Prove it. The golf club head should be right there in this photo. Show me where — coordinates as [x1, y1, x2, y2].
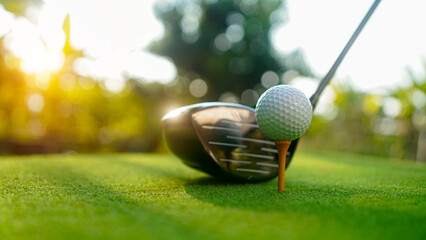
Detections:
[162, 102, 297, 182]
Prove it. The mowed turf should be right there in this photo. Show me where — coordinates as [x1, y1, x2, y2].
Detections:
[0, 152, 424, 240]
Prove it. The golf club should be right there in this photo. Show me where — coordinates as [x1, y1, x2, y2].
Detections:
[162, 0, 381, 182]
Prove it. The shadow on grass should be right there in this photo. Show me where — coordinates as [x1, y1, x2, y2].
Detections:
[184, 175, 423, 211]
[183, 176, 425, 239]
[102, 156, 425, 220]
[25, 155, 423, 240]
[111, 155, 424, 222]
[27, 159, 211, 240]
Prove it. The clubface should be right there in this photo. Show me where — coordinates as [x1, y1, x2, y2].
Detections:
[162, 102, 297, 182]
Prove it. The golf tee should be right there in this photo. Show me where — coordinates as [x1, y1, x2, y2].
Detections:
[275, 140, 291, 192]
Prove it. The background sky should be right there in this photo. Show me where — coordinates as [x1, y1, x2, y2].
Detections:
[1, 0, 425, 94]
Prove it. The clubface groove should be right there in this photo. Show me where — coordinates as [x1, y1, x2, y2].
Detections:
[162, 103, 280, 182]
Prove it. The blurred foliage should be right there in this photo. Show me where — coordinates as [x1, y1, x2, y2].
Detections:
[0, 37, 165, 153]
[304, 72, 426, 161]
[0, 7, 170, 153]
[0, 0, 424, 161]
[151, 0, 311, 104]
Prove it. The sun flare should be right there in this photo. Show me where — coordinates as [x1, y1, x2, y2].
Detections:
[5, 18, 64, 74]
[20, 50, 64, 74]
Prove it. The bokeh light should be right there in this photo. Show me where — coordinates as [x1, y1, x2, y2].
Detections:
[189, 79, 208, 98]
[26, 93, 45, 113]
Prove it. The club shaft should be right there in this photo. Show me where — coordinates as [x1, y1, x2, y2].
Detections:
[287, 0, 381, 165]
[309, 0, 381, 109]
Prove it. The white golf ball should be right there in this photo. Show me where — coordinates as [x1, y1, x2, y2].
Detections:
[255, 85, 313, 141]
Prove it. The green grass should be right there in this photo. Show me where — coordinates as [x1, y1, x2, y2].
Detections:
[0, 152, 424, 240]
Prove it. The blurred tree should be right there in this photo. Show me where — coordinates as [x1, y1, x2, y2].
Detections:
[389, 67, 426, 161]
[303, 64, 426, 161]
[151, 0, 311, 105]
[0, 11, 167, 153]
[303, 84, 383, 156]
[1, 0, 423, 159]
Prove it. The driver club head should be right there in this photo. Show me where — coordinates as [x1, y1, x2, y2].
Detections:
[161, 102, 296, 182]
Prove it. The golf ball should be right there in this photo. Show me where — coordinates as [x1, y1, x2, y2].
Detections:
[255, 85, 312, 141]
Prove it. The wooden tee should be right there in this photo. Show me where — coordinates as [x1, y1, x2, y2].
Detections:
[275, 140, 291, 192]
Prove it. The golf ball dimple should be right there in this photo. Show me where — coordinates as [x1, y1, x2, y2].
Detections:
[255, 85, 313, 141]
